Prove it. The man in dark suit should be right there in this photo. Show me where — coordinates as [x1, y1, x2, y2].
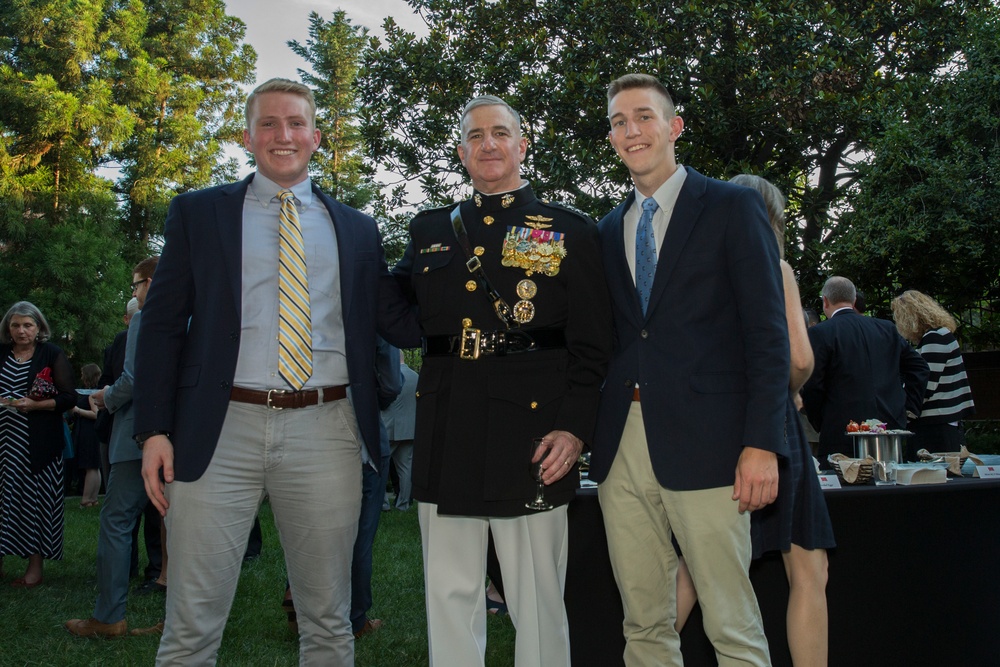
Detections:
[393, 95, 612, 666]
[66, 257, 162, 638]
[133, 78, 419, 665]
[802, 276, 929, 459]
[590, 74, 789, 666]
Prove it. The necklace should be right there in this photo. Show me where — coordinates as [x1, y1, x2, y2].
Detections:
[12, 347, 35, 363]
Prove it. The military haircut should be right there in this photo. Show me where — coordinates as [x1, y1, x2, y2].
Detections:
[245, 78, 317, 127]
[607, 73, 675, 118]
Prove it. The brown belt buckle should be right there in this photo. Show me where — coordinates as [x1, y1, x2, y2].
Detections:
[459, 327, 481, 361]
[266, 389, 287, 409]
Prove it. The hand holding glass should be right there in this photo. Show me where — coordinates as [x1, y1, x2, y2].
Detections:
[526, 437, 554, 511]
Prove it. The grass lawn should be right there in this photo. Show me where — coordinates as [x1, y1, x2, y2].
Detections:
[1, 498, 516, 666]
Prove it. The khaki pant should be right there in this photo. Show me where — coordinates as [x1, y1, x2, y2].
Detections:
[157, 399, 362, 667]
[598, 401, 771, 667]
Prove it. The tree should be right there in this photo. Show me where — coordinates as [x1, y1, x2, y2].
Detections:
[0, 0, 256, 364]
[830, 10, 1000, 347]
[291, 10, 410, 262]
[359, 0, 994, 290]
[107, 0, 256, 260]
[290, 11, 379, 211]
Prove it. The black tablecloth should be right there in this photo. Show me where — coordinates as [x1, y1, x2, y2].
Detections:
[565, 478, 1000, 667]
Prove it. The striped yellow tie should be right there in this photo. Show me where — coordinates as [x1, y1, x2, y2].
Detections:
[277, 189, 312, 390]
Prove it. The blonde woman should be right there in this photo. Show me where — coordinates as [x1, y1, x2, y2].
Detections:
[891, 290, 976, 460]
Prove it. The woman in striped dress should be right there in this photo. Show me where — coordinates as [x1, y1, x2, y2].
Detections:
[892, 290, 977, 461]
[0, 301, 76, 587]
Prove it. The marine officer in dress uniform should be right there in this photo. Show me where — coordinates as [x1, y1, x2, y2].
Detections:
[393, 95, 613, 667]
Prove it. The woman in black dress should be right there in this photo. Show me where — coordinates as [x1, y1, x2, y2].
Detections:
[0, 301, 76, 587]
[72, 363, 103, 508]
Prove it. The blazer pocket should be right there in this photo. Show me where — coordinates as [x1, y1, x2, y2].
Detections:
[177, 364, 201, 388]
[690, 372, 746, 394]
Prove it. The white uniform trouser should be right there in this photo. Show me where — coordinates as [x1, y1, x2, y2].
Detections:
[419, 502, 571, 667]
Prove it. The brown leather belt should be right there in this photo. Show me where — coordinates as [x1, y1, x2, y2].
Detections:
[230, 385, 347, 410]
[633, 387, 641, 402]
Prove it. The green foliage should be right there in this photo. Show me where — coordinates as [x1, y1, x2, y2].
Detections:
[0, 186, 129, 366]
[107, 0, 256, 255]
[1, 498, 515, 666]
[289, 11, 381, 212]
[966, 421, 1000, 455]
[0, 0, 256, 366]
[831, 10, 1000, 345]
[359, 0, 997, 315]
[289, 10, 416, 265]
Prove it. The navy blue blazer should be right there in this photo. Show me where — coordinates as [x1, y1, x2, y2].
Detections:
[801, 309, 929, 459]
[590, 168, 790, 491]
[133, 175, 420, 482]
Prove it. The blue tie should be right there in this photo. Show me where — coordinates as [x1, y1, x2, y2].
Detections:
[635, 196, 659, 315]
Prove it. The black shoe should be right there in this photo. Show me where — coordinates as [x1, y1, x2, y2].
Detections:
[135, 579, 167, 596]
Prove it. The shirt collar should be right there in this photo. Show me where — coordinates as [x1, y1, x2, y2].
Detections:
[248, 172, 314, 209]
[635, 164, 687, 212]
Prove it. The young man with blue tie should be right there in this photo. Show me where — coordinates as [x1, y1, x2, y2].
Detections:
[590, 73, 790, 666]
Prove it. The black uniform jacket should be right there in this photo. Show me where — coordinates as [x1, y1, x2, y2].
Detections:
[393, 184, 612, 516]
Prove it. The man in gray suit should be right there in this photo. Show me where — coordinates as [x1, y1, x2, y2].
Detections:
[382, 351, 418, 511]
[65, 256, 160, 638]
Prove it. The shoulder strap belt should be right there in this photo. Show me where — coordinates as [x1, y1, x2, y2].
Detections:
[451, 205, 515, 329]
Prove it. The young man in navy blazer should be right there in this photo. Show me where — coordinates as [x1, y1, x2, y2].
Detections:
[132, 78, 419, 665]
[590, 73, 790, 666]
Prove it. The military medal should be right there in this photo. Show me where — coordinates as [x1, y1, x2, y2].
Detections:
[513, 299, 535, 324]
[501, 225, 567, 276]
[516, 279, 537, 299]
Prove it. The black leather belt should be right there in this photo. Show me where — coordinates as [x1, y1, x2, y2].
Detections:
[230, 385, 347, 409]
[422, 328, 566, 360]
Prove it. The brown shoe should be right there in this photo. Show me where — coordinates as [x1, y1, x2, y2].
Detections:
[354, 618, 383, 639]
[281, 586, 297, 634]
[129, 621, 164, 636]
[65, 617, 127, 638]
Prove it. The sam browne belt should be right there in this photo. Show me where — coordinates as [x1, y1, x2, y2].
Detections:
[422, 328, 566, 360]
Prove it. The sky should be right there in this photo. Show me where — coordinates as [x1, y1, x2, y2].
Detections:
[224, 0, 426, 86]
[221, 1, 427, 177]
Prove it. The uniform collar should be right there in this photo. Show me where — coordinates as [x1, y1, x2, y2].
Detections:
[471, 181, 535, 211]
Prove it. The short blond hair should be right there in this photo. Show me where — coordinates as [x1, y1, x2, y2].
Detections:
[245, 78, 316, 127]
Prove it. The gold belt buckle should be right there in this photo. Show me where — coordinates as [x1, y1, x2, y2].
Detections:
[459, 327, 481, 360]
[266, 389, 287, 409]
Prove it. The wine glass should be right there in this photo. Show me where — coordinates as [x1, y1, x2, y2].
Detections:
[526, 437, 553, 511]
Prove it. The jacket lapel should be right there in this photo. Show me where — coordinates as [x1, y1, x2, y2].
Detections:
[215, 175, 253, 315]
[314, 185, 355, 319]
[646, 167, 705, 315]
